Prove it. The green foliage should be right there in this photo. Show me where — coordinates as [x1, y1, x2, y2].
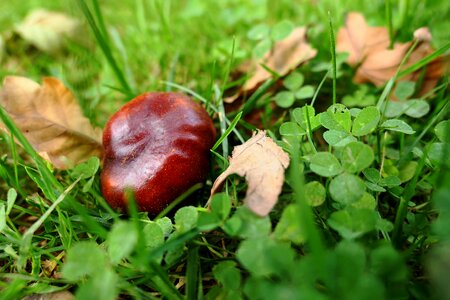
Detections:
[340, 142, 374, 173]
[0, 0, 448, 299]
[329, 173, 366, 205]
[310, 152, 342, 177]
[351, 106, 380, 136]
[274, 72, 316, 108]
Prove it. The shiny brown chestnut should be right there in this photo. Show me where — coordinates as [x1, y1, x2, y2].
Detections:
[101, 92, 216, 215]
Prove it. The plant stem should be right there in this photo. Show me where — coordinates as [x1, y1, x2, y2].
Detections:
[385, 0, 394, 48]
[328, 12, 337, 105]
[392, 144, 428, 247]
[290, 144, 324, 259]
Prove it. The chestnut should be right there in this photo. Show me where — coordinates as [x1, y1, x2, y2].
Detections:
[101, 92, 216, 215]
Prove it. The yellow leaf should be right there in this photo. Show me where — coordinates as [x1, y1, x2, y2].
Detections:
[210, 131, 290, 216]
[0, 76, 103, 169]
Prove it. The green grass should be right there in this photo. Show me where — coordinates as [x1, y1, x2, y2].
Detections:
[1, 0, 450, 299]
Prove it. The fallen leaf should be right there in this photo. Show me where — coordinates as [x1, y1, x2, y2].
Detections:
[0, 76, 103, 169]
[337, 13, 446, 96]
[225, 27, 317, 103]
[15, 9, 81, 53]
[21, 291, 74, 300]
[354, 42, 412, 86]
[210, 131, 290, 216]
[354, 33, 445, 96]
[336, 12, 390, 66]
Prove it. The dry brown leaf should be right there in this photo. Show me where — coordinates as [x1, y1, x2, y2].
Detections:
[354, 31, 446, 96]
[21, 291, 74, 300]
[337, 13, 446, 96]
[15, 9, 81, 53]
[0, 76, 103, 169]
[210, 131, 290, 216]
[337, 12, 390, 66]
[225, 27, 317, 103]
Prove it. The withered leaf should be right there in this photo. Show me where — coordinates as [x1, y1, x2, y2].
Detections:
[354, 29, 446, 96]
[225, 27, 317, 103]
[15, 9, 81, 53]
[337, 13, 446, 96]
[21, 291, 74, 300]
[337, 12, 390, 66]
[210, 131, 290, 216]
[0, 76, 103, 169]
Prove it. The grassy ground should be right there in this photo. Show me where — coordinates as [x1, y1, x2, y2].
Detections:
[0, 0, 449, 299]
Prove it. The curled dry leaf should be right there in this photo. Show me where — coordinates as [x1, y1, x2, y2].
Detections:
[225, 27, 317, 103]
[337, 12, 446, 96]
[210, 131, 290, 216]
[336, 12, 390, 66]
[15, 9, 81, 53]
[0, 76, 103, 169]
[354, 30, 446, 96]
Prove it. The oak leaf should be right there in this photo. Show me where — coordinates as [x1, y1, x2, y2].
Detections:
[0, 76, 103, 169]
[210, 131, 290, 216]
[225, 27, 317, 103]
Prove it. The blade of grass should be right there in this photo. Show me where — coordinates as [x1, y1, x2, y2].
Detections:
[398, 0, 410, 30]
[397, 42, 450, 78]
[18, 179, 80, 272]
[92, 0, 110, 44]
[215, 85, 230, 158]
[124, 189, 147, 264]
[385, 0, 394, 48]
[241, 78, 277, 116]
[377, 39, 420, 111]
[310, 70, 329, 108]
[149, 229, 199, 259]
[149, 261, 184, 300]
[290, 141, 325, 265]
[304, 105, 317, 153]
[155, 183, 203, 220]
[328, 12, 337, 105]
[211, 111, 242, 152]
[392, 144, 429, 248]
[76, 0, 133, 96]
[0, 106, 61, 197]
[186, 244, 199, 300]
[399, 92, 449, 165]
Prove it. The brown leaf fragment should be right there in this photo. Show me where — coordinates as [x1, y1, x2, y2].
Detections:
[15, 9, 81, 53]
[354, 42, 412, 86]
[21, 291, 74, 300]
[225, 27, 317, 103]
[211, 131, 290, 216]
[354, 38, 446, 96]
[0, 76, 103, 169]
[337, 12, 390, 66]
[337, 12, 446, 96]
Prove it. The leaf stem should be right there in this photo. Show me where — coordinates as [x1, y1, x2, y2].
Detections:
[385, 0, 394, 49]
[328, 12, 337, 105]
[392, 144, 428, 247]
[290, 143, 324, 260]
